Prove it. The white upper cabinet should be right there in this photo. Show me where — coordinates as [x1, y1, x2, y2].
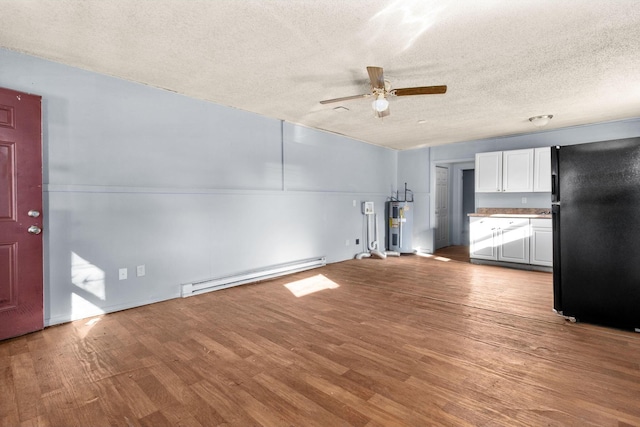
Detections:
[475, 149, 534, 192]
[475, 151, 503, 192]
[475, 147, 552, 193]
[533, 147, 551, 192]
[502, 149, 534, 192]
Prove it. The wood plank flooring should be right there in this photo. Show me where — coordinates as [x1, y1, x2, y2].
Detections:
[2, 248, 640, 426]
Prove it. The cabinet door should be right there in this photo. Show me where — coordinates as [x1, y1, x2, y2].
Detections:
[470, 217, 498, 260]
[530, 220, 553, 266]
[533, 147, 551, 192]
[475, 151, 502, 193]
[497, 219, 530, 264]
[502, 149, 534, 192]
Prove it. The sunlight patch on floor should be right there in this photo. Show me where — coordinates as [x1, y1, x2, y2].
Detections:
[415, 252, 433, 258]
[85, 317, 101, 327]
[414, 252, 451, 262]
[284, 274, 340, 297]
[71, 293, 105, 337]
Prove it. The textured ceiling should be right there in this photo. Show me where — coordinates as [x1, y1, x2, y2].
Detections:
[1, 1, 640, 150]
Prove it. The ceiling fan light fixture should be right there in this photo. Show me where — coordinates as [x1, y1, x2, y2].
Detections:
[372, 95, 389, 112]
[319, 66, 446, 120]
[529, 114, 553, 127]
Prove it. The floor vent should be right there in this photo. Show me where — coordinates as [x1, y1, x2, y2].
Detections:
[181, 256, 327, 298]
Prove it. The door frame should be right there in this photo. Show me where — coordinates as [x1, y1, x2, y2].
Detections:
[431, 158, 474, 247]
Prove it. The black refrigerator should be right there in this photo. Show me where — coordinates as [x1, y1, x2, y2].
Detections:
[552, 138, 640, 331]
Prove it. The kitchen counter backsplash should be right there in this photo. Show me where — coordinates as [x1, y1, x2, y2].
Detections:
[468, 207, 552, 218]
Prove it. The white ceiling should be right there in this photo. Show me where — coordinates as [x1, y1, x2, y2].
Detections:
[1, 1, 639, 150]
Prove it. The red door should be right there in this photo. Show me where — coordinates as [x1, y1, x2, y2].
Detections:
[0, 87, 43, 340]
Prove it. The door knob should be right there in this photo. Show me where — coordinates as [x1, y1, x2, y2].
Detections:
[28, 225, 42, 235]
[28, 210, 40, 217]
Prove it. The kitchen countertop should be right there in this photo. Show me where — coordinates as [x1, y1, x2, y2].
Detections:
[468, 208, 552, 219]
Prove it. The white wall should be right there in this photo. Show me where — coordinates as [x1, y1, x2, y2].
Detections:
[397, 148, 432, 252]
[0, 48, 397, 325]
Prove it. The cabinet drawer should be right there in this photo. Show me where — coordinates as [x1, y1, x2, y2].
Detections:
[531, 218, 551, 228]
[500, 218, 530, 228]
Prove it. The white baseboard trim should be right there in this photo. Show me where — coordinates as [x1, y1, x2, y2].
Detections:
[181, 256, 327, 298]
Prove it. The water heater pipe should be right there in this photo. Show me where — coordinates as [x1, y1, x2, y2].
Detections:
[368, 213, 379, 251]
[356, 203, 394, 260]
[370, 249, 386, 259]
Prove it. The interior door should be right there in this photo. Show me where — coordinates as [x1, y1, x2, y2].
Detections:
[435, 165, 449, 249]
[0, 87, 43, 340]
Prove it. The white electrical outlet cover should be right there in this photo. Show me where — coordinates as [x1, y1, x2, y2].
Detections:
[136, 265, 145, 277]
[119, 268, 127, 280]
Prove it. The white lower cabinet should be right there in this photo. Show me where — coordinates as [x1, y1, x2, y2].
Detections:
[470, 216, 552, 268]
[469, 217, 499, 260]
[497, 219, 530, 264]
[530, 218, 553, 267]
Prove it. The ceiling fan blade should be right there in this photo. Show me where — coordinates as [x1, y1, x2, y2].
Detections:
[319, 93, 370, 104]
[394, 85, 447, 96]
[367, 66, 385, 89]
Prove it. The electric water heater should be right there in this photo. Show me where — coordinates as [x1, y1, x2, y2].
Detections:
[387, 201, 413, 253]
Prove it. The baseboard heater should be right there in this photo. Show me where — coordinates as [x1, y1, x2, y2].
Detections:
[181, 256, 327, 298]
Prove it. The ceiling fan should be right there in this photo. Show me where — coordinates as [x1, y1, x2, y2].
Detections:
[320, 66, 447, 118]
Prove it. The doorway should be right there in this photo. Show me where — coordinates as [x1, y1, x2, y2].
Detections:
[461, 169, 475, 245]
[434, 165, 449, 249]
[431, 160, 474, 251]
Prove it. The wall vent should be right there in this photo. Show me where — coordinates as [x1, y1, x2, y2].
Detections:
[181, 256, 327, 297]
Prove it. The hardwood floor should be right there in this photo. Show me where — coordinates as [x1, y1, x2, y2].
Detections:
[433, 245, 470, 263]
[2, 250, 640, 426]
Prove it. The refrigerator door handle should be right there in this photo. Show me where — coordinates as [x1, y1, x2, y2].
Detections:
[551, 146, 560, 203]
[552, 204, 562, 313]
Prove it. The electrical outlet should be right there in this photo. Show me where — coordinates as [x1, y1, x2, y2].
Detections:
[521, 197, 527, 204]
[118, 268, 127, 280]
[352, 199, 356, 207]
[136, 265, 145, 277]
